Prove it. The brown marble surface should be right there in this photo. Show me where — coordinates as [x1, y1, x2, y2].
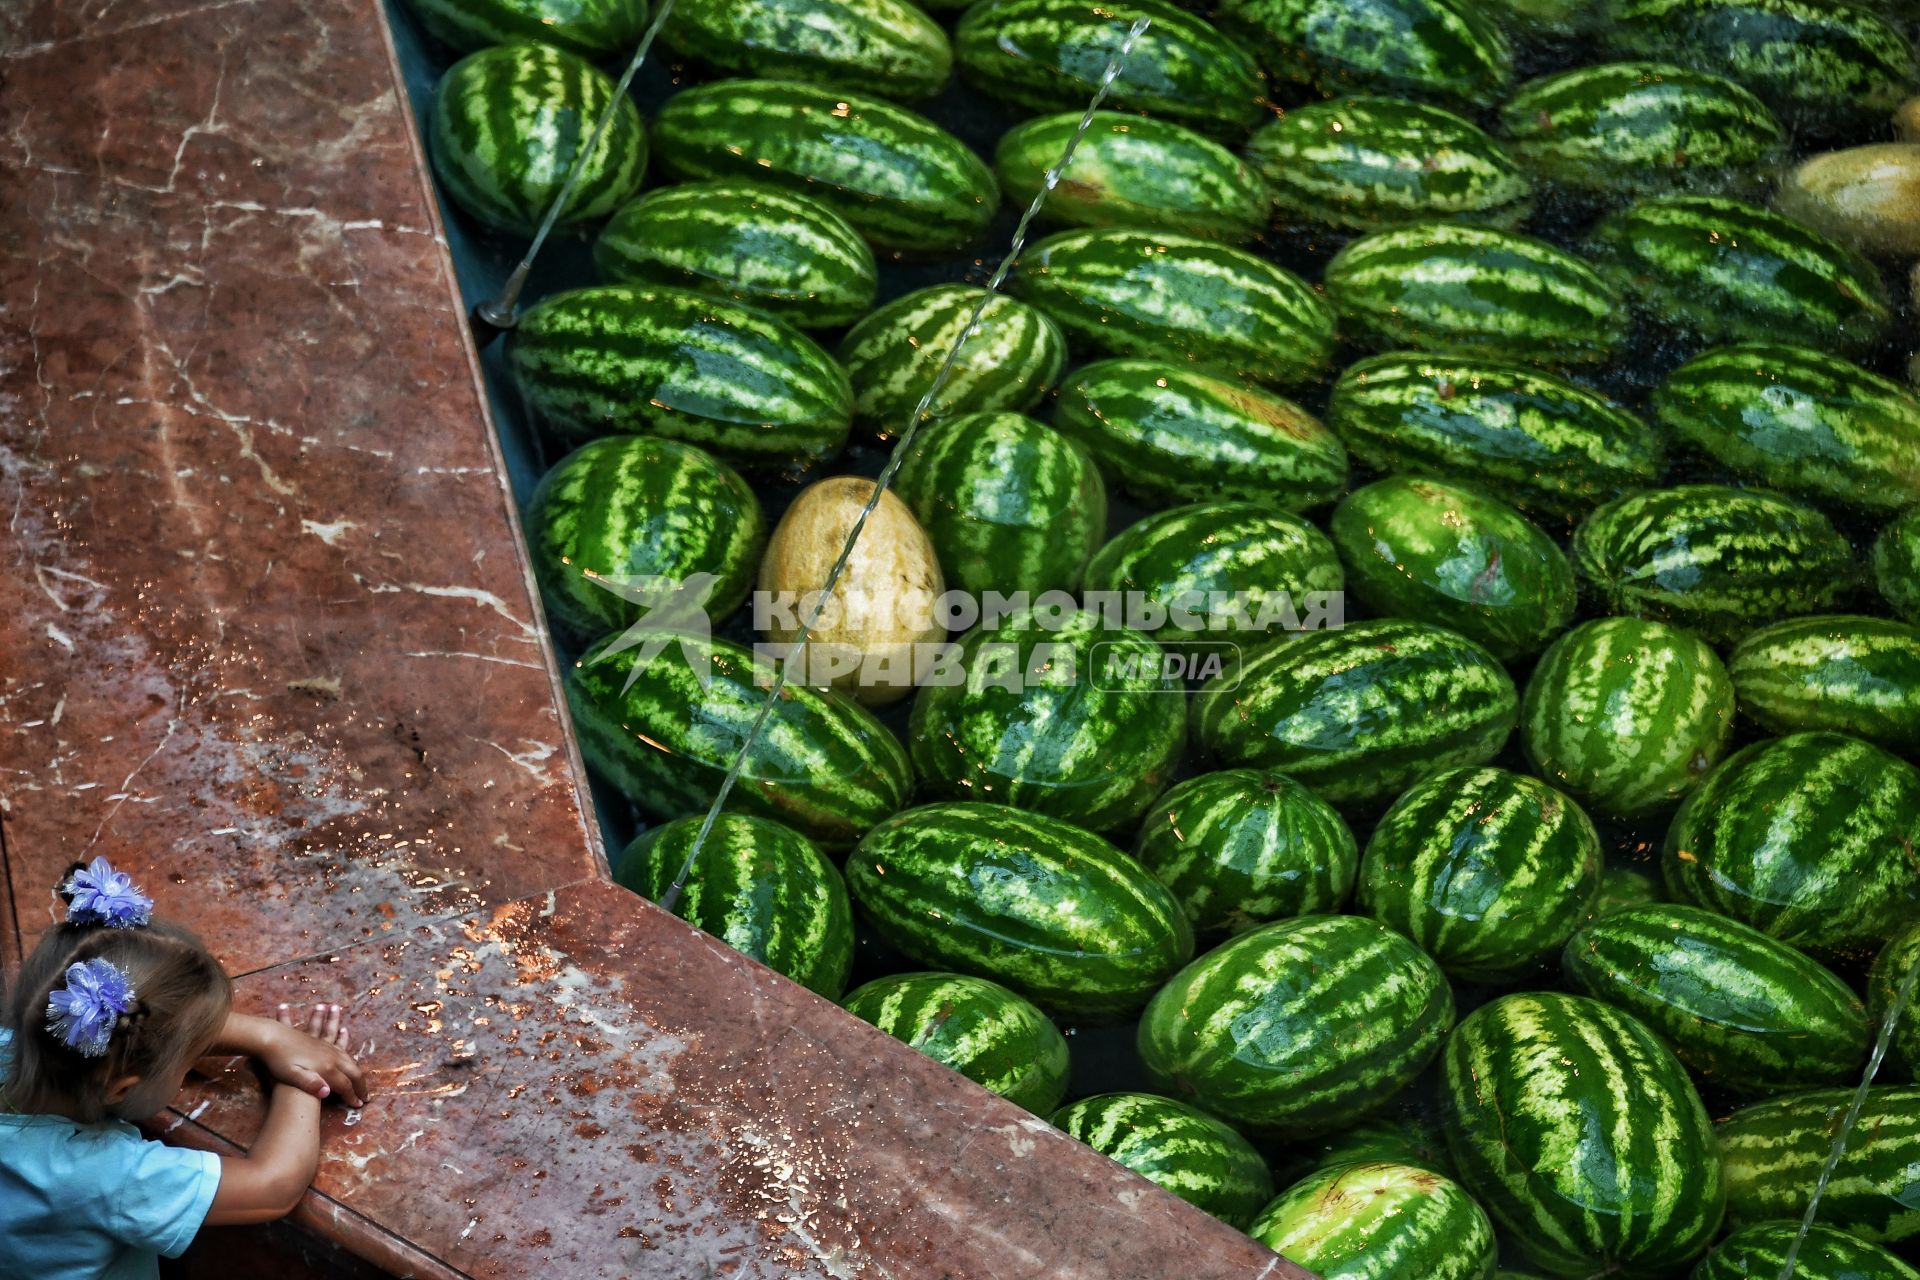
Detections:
[0, 0, 1302, 1276]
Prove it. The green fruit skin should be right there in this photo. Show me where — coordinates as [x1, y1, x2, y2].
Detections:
[907, 608, 1184, 834]
[1877, 507, 1920, 624]
[1563, 903, 1871, 1095]
[1323, 221, 1627, 364]
[846, 802, 1195, 1019]
[1869, 924, 1920, 1083]
[1663, 732, 1920, 962]
[1521, 618, 1736, 819]
[504, 284, 852, 472]
[996, 111, 1269, 244]
[841, 971, 1070, 1111]
[1139, 915, 1454, 1138]
[1134, 768, 1360, 936]
[1192, 619, 1518, 808]
[1051, 359, 1348, 512]
[1730, 615, 1920, 754]
[1249, 1162, 1498, 1280]
[659, 0, 953, 101]
[1330, 476, 1575, 661]
[1719, 1087, 1920, 1246]
[1692, 1222, 1920, 1280]
[1051, 1092, 1275, 1228]
[592, 183, 878, 331]
[1444, 992, 1725, 1278]
[1219, 0, 1513, 108]
[650, 79, 998, 251]
[1358, 766, 1603, 985]
[617, 814, 852, 997]
[1594, 866, 1667, 918]
[1328, 354, 1663, 521]
[565, 631, 911, 849]
[428, 44, 647, 237]
[953, 0, 1268, 136]
[1309, 1117, 1455, 1178]
[403, 0, 648, 57]
[1571, 484, 1856, 646]
[890, 411, 1105, 599]
[1249, 95, 1531, 231]
[525, 436, 764, 645]
[1011, 228, 1336, 388]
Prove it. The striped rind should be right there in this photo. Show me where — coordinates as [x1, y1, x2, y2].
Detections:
[1443, 991, 1725, 1276]
[846, 802, 1195, 1018]
[1248, 95, 1531, 231]
[1138, 915, 1454, 1137]
[1192, 619, 1518, 807]
[592, 182, 877, 330]
[659, 0, 953, 101]
[427, 44, 646, 237]
[838, 286, 1067, 433]
[1219, 0, 1513, 107]
[1310, 1116, 1454, 1178]
[841, 971, 1070, 1111]
[1662, 732, 1920, 961]
[1327, 354, 1663, 520]
[1718, 1086, 1920, 1245]
[650, 79, 997, 251]
[1595, 866, 1666, 917]
[1521, 617, 1735, 818]
[907, 607, 1184, 834]
[1693, 1222, 1920, 1280]
[504, 284, 852, 470]
[1011, 228, 1336, 388]
[1729, 615, 1920, 753]
[1875, 508, 1920, 625]
[617, 813, 852, 997]
[1562, 903, 1871, 1094]
[1324, 221, 1626, 364]
[1249, 1162, 1497, 1280]
[1133, 768, 1359, 935]
[403, 0, 648, 56]
[1358, 766, 1603, 984]
[1050, 1092, 1274, 1228]
[1869, 924, 1920, 1083]
[565, 631, 911, 849]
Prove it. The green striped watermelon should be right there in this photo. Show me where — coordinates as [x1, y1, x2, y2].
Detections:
[1663, 732, 1920, 962]
[616, 813, 852, 997]
[1248, 95, 1530, 231]
[1521, 617, 1736, 818]
[1011, 229, 1335, 387]
[1249, 1162, 1497, 1280]
[1870, 924, 1920, 1083]
[1133, 768, 1359, 936]
[566, 631, 911, 849]
[1192, 620, 1518, 807]
[1357, 766, 1603, 984]
[592, 183, 877, 331]
[1478, 0, 1596, 35]
[841, 971, 1070, 1111]
[907, 607, 1183, 834]
[996, 112, 1268, 244]
[427, 43, 646, 238]
[1309, 1117, 1454, 1178]
[846, 802, 1194, 1018]
[890, 411, 1105, 599]
[1327, 355, 1663, 521]
[659, 0, 952, 101]
[650, 79, 997, 251]
[1563, 903, 1871, 1095]
[1719, 1086, 1920, 1245]
[1876, 507, 1920, 624]
[504, 285, 852, 471]
[1443, 992, 1725, 1276]
[1051, 360, 1348, 512]
[1729, 616, 1920, 754]
[1693, 1222, 1920, 1280]
[1572, 485, 1856, 645]
[1594, 865, 1667, 917]
[402, 0, 647, 56]
[1050, 1092, 1274, 1228]
[1219, 0, 1513, 108]
[1330, 476, 1575, 661]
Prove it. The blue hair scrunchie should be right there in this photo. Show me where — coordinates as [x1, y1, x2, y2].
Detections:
[45, 958, 138, 1059]
[64, 857, 153, 929]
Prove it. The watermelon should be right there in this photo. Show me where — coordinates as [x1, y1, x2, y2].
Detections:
[650, 79, 997, 251]
[1594, 865, 1666, 917]
[1133, 768, 1359, 936]
[841, 971, 1070, 1112]
[1719, 1086, 1920, 1246]
[1663, 732, 1920, 962]
[1693, 1222, 1920, 1280]
[659, 0, 953, 101]
[1563, 903, 1872, 1095]
[1875, 507, 1920, 624]
[1309, 1117, 1454, 1178]
[1729, 616, 1920, 753]
[427, 43, 646, 238]
[1249, 1162, 1498, 1280]
[1218, 0, 1513, 108]
[1443, 991, 1725, 1276]
[1139, 915, 1453, 1137]
[402, 0, 647, 57]
[1050, 360, 1348, 512]
[616, 813, 852, 997]
[1521, 617, 1735, 819]
[1050, 1093, 1274, 1228]
[1870, 923, 1920, 1083]
[846, 802, 1194, 1019]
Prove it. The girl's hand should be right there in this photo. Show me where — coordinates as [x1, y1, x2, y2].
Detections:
[263, 1003, 368, 1107]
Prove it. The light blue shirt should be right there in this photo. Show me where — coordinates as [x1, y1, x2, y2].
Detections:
[0, 1028, 220, 1280]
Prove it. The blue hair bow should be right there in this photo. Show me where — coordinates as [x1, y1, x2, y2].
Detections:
[45, 958, 137, 1058]
[64, 857, 153, 929]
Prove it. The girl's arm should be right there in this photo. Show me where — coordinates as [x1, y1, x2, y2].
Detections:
[212, 1003, 368, 1106]
[203, 1005, 344, 1226]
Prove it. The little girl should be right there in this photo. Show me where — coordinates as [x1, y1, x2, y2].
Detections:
[0, 858, 369, 1277]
